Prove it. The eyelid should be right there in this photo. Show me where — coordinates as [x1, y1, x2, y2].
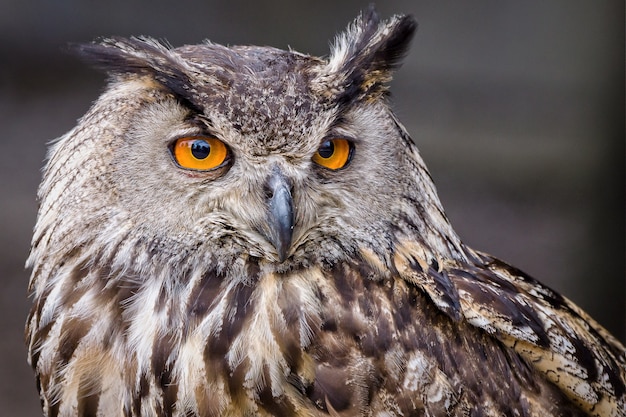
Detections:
[321, 129, 358, 141]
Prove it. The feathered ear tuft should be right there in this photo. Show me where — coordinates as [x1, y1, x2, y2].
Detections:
[73, 37, 181, 78]
[325, 7, 417, 103]
[72, 37, 204, 112]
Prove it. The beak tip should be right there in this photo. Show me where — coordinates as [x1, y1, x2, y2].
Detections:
[272, 224, 293, 263]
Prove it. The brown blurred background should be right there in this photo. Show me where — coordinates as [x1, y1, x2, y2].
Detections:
[1, 1, 623, 415]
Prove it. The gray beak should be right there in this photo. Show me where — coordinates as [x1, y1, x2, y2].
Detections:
[265, 167, 294, 262]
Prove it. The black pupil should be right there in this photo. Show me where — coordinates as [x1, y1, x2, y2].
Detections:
[318, 140, 334, 158]
[191, 140, 210, 159]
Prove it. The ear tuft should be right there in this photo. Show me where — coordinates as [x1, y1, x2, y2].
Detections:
[326, 8, 417, 103]
[73, 37, 176, 77]
[72, 37, 204, 112]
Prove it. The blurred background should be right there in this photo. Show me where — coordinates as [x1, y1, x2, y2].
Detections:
[0, 1, 623, 414]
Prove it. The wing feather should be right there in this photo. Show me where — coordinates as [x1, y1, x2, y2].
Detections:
[394, 239, 626, 417]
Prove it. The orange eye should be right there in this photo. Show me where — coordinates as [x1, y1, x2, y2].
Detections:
[312, 138, 353, 170]
[172, 137, 228, 171]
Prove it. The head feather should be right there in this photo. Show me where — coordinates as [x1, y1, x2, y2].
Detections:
[325, 7, 417, 103]
[75, 37, 204, 112]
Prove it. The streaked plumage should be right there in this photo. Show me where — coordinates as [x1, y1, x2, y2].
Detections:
[26, 8, 625, 417]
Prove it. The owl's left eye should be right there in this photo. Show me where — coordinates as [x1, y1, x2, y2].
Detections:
[312, 138, 353, 170]
[171, 136, 229, 171]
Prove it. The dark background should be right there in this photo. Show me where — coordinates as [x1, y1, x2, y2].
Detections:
[1, 1, 623, 415]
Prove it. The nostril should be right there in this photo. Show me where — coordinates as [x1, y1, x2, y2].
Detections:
[264, 166, 293, 202]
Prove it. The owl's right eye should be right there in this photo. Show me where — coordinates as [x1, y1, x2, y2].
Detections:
[171, 136, 229, 171]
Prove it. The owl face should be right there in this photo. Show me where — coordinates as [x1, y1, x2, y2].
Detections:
[114, 85, 398, 263]
[53, 13, 456, 274]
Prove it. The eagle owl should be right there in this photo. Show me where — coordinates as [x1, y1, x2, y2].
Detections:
[26, 9, 625, 417]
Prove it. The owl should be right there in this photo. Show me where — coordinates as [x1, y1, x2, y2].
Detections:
[26, 8, 625, 417]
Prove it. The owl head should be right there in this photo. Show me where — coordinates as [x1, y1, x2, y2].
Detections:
[30, 9, 461, 287]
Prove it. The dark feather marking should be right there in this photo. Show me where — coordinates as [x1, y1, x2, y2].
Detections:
[187, 268, 222, 320]
[320, 316, 337, 332]
[226, 356, 249, 401]
[107, 275, 142, 342]
[362, 8, 417, 72]
[357, 255, 382, 281]
[405, 253, 423, 273]
[36, 373, 51, 414]
[607, 361, 626, 397]
[452, 266, 551, 348]
[276, 282, 307, 372]
[309, 364, 352, 412]
[336, 311, 367, 346]
[77, 373, 101, 417]
[358, 285, 376, 319]
[331, 263, 357, 304]
[397, 247, 463, 322]
[133, 372, 150, 415]
[49, 399, 60, 417]
[257, 365, 298, 416]
[246, 257, 261, 282]
[430, 259, 439, 271]
[151, 335, 178, 415]
[501, 347, 541, 399]
[484, 257, 625, 397]
[335, 8, 417, 105]
[230, 282, 255, 333]
[40, 264, 120, 361]
[454, 267, 518, 294]
[30, 321, 53, 368]
[31, 260, 92, 347]
[569, 335, 599, 383]
[286, 372, 308, 396]
[361, 309, 393, 357]
[155, 281, 170, 314]
[278, 284, 301, 328]
[484, 256, 567, 308]
[75, 38, 205, 115]
[57, 317, 91, 365]
[205, 280, 255, 371]
[140, 371, 150, 398]
[390, 281, 413, 332]
[427, 264, 462, 321]
[484, 256, 626, 396]
[29, 292, 48, 339]
[73, 37, 170, 75]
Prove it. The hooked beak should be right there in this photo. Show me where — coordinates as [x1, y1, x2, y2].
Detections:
[264, 167, 294, 262]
